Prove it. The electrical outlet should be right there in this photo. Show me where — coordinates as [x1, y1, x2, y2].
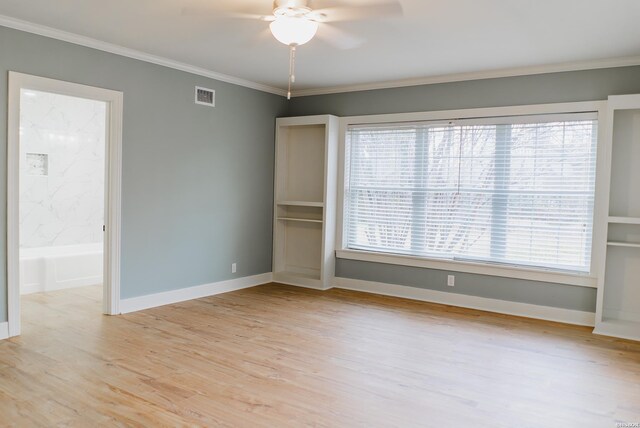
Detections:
[447, 275, 455, 287]
[231, 263, 237, 274]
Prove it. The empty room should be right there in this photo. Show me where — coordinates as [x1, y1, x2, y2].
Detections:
[0, 1, 639, 426]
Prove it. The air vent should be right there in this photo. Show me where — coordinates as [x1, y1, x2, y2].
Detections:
[195, 86, 215, 107]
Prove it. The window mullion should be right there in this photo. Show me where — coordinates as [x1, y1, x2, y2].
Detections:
[491, 124, 511, 260]
[411, 127, 428, 253]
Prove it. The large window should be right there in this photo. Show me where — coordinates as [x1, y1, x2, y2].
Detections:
[344, 113, 598, 273]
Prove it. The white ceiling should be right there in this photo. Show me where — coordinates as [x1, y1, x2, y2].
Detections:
[1, 0, 640, 94]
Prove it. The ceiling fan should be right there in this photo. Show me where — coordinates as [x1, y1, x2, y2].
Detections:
[183, 0, 403, 98]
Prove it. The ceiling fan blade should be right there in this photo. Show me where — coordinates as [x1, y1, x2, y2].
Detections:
[310, 1, 403, 23]
[180, 7, 271, 21]
[315, 23, 365, 50]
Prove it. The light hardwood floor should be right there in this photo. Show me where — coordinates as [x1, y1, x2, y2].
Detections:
[1, 283, 639, 427]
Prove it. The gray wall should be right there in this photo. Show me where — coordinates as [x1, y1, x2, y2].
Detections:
[288, 66, 640, 313]
[0, 26, 288, 321]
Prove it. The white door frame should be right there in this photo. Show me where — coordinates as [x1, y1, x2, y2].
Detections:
[7, 72, 123, 337]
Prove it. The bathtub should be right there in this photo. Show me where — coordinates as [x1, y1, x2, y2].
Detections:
[20, 243, 103, 295]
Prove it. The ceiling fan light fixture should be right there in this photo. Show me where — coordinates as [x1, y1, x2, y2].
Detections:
[269, 16, 318, 46]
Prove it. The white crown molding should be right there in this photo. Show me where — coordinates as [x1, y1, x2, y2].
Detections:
[0, 14, 288, 97]
[291, 56, 640, 98]
[119, 272, 273, 314]
[332, 277, 596, 327]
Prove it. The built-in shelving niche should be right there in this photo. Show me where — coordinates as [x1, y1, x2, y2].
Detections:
[608, 109, 640, 219]
[275, 124, 326, 204]
[272, 115, 338, 290]
[595, 99, 640, 341]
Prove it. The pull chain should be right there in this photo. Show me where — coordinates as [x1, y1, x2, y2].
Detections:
[287, 44, 297, 100]
[457, 126, 462, 194]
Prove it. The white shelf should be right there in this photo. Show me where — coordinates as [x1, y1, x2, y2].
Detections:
[277, 201, 324, 208]
[607, 241, 640, 248]
[277, 217, 323, 224]
[608, 216, 640, 225]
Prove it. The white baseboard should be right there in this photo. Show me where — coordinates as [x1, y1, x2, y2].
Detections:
[333, 277, 596, 327]
[119, 273, 273, 314]
[0, 322, 9, 340]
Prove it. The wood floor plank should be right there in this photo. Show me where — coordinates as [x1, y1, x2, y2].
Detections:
[1, 283, 639, 427]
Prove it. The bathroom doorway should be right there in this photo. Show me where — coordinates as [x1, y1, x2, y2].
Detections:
[7, 73, 123, 337]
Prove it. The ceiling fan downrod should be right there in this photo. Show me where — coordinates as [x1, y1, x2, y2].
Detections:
[288, 44, 297, 100]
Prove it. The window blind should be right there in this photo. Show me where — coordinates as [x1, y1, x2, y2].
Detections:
[344, 113, 598, 273]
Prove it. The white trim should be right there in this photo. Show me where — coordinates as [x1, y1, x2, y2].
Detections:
[274, 115, 335, 126]
[119, 273, 273, 314]
[591, 98, 612, 326]
[292, 56, 640, 97]
[336, 101, 607, 289]
[594, 99, 616, 326]
[333, 277, 596, 327]
[103, 85, 123, 316]
[7, 72, 123, 336]
[336, 249, 597, 288]
[7, 75, 20, 337]
[607, 94, 640, 110]
[0, 322, 8, 340]
[338, 101, 607, 127]
[0, 15, 287, 97]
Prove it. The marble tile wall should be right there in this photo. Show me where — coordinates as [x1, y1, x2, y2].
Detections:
[19, 89, 106, 249]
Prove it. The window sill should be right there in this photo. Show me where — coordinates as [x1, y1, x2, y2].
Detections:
[335, 249, 597, 288]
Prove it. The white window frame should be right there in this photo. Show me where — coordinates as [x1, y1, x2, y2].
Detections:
[336, 101, 609, 288]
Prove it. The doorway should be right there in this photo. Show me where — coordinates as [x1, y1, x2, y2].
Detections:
[7, 72, 123, 337]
